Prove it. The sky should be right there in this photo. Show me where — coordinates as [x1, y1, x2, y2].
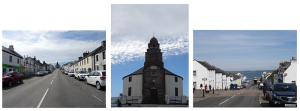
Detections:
[2, 30, 106, 66]
[194, 30, 297, 71]
[111, 4, 189, 97]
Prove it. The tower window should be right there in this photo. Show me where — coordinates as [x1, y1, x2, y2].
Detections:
[128, 87, 131, 96]
[152, 71, 156, 76]
[175, 77, 178, 82]
[175, 88, 178, 96]
[129, 77, 132, 82]
[153, 44, 155, 47]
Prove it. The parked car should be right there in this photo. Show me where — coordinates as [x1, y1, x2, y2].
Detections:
[111, 97, 121, 107]
[47, 70, 52, 74]
[65, 71, 69, 75]
[45, 71, 49, 74]
[74, 70, 89, 81]
[36, 71, 44, 76]
[2, 71, 23, 87]
[61, 70, 65, 74]
[230, 84, 237, 90]
[267, 83, 297, 107]
[237, 85, 241, 90]
[68, 71, 75, 77]
[84, 70, 106, 90]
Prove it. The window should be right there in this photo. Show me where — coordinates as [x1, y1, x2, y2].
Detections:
[3, 68, 6, 73]
[128, 87, 131, 96]
[193, 71, 196, 76]
[103, 65, 106, 70]
[87, 58, 88, 64]
[175, 88, 178, 96]
[152, 71, 156, 76]
[175, 77, 178, 82]
[103, 51, 106, 59]
[129, 77, 132, 82]
[96, 55, 99, 61]
[9, 56, 12, 62]
[97, 66, 99, 70]
[17, 59, 19, 64]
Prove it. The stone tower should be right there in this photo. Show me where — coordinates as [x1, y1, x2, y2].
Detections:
[142, 37, 165, 104]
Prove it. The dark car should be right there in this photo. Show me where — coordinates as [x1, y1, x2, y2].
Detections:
[111, 98, 121, 107]
[267, 83, 297, 107]
[2, 71, 24, 87]
[230, 84, 237, 90]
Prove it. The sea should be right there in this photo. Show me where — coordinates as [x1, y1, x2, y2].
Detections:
[238, 72, 263, 80]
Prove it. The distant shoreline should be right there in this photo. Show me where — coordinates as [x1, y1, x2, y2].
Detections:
[226, 70, 273, 73]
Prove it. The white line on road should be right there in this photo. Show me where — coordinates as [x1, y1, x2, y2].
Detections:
[51, 80, 53, 84]
[81, 87, 86, 90]
[37, 88, 49, 108]
[92, 94, 102, 102]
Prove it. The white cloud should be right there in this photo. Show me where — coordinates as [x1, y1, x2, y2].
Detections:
[2, 31, 104, 64]
[111, 35, 188, 64]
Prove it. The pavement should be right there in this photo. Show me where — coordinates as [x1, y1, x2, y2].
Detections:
[2, 69, 106, 108]
[121, 104, 188, 107]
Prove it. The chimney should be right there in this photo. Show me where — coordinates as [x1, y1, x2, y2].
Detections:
[83, 52, 88, 57]
[34, 56, 36, 59]
[102, 40, 106, 47]
[79, 57, 82, 60]
[9, 45, 14, 51]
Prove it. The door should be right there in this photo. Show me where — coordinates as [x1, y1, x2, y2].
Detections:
[89, 72, 96, 84]
[151, 88, 158, 104]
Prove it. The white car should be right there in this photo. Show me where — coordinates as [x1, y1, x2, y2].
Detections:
[74, 70, 89, 81]
[36, 71, 44, 76]
[84, 70, 106, 90]
[68, 71, 75, 77]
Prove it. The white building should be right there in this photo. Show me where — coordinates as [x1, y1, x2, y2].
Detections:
[193, 60, 209, 90]
[122, 37, 185, 104]
[2, 45, 23, 73]
[282, 58, 297, 84]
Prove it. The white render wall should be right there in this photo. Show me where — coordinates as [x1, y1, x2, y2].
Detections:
[208, 70, 216, 89]
[226, 76, 231, 88]
[123, 75, 143, 96]
[165, 75, 183, 96]
[284, 60, 297, 84]
[2, 51, 22, 72]
[222, 75, 226, 89]
[95, 50, 106, 71]
[193, 60, 208, 89]
[215, 73, 222, 89]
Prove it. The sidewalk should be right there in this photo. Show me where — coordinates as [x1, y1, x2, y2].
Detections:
[193, 89, 232, 102]
[121, 104, 188, 107]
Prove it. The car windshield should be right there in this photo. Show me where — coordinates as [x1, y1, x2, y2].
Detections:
[274, 84, 297, 92]
[111, 99, 118, 104]
[38, 72, 43, 73]
[78, 71, 87, 73]
[102, 72, 106, 76]
[3, 72, 13, 76]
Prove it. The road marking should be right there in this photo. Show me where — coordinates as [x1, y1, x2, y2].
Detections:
[92, 94, 102, 102]
[81, 87, 86, 90]
[51, 80, 53, 84]
[37, 88, 49, 108]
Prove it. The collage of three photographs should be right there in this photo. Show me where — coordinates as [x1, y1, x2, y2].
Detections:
[1, 3, 298, 109]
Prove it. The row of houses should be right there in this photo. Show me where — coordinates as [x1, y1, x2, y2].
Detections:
[61, 40, 106, 73]
[262, 57, 297, 85]
[193, 59, 246, 90]
[2, 45, 55, 77]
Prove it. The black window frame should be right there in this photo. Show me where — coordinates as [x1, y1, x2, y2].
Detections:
[175, 88, 178, 96]
[9, 56, 12, 62]
[175, 77, 178, 82]
[17, 59, 19, 64]
[103, 51, 106, 59]
[96, 55, 99, 61]
[129, 76, 132, 82]
[193, 71, 196, 76]
[103, 65, 106, 70]
[128, 87, 131, 96]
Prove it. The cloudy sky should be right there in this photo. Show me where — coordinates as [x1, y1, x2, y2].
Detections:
[194, 30, 297, 71]
[2, 30, 106, 66]
[111, 4, 189, 97]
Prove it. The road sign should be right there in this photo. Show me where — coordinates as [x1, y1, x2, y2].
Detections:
[202, 78, 207, 81]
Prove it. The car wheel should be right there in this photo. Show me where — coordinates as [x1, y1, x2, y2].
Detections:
[96, 82, 101, 90]
[85, 79, 88, 84]
[8, 80, 12, 87]
[269, 100, 274, 107]
[20, 78, 23, 83]
[77, 76, 80, 81]
[74, 76, 76, 79]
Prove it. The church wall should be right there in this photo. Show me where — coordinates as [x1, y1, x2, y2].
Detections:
[122, 75, 143, 96]
[165, 75, 183, 96]
[143, 66, 165, 104]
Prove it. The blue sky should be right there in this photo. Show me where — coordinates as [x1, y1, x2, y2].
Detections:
[111, 4, 189, 97]
[194, 30, 297, 71]
[2, 30, 106, 66]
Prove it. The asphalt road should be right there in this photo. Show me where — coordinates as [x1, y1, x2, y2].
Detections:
[194, 80, 260, 107]
[2, 69, 105, 108]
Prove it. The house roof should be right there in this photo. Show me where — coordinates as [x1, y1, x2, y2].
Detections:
[197, 61, 215, 70]
[74, 45, 105, 64]
[2, 46, 23, 59]
[122, 66, 183, 80]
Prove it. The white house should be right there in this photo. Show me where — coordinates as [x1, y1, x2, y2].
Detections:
[193, 60, 209, 90]
[2, 45, 23, 73]
[283, 57, 297, 84]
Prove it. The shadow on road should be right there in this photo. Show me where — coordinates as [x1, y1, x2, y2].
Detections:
[2, 82, 24, 90]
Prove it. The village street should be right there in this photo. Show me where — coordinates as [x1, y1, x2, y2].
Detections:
[2, 69, 106, 108]
[194, 80, 271, 107]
